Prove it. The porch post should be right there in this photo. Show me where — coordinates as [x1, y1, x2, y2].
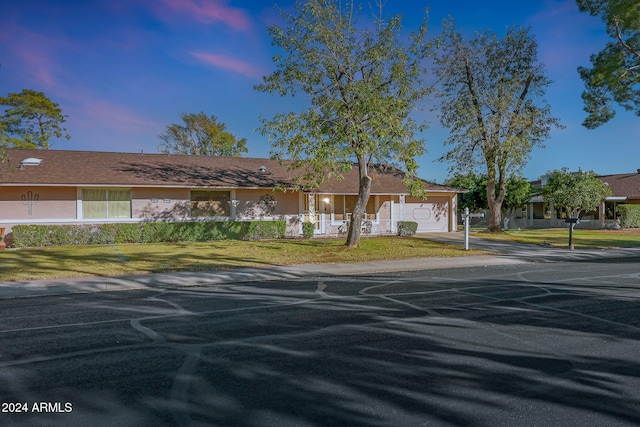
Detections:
[308, 193, 315, 222]
[598, 202, 605, 228]
[230, 189, 237, 219]
[529, 202, 533, 225]
[390, 200, 395, 234]
[450, 194, 457, 232]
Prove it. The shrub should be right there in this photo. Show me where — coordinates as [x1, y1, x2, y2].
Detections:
[90, 224, 117, 245]
[49, 225, 92, 246]
[12, 224, 55, 247]
[141, 221, 175, 243]
[114, 223, 144, 243]
[397, 221, 418, 237]
[245, 221, 286, 240]
[618, 205, 640, 228]
[11, 220, 289, 247]
[302, 222, 315, 239]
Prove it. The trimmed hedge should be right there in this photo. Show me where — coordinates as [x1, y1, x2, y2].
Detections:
[618, 205, 640, 228]
[245, 220, 287, 240]
[11, 220, 287, 248]
[397, 221, 418, 237]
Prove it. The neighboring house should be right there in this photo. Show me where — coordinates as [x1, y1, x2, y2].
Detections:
[0, 149, 461, 241]
[514, 170, 640, 229]
[598, 171, 640, 221]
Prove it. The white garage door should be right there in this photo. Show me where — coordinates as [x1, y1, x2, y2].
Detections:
[395, 198, 450, 232]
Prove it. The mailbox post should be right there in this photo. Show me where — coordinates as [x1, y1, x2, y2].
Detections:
[565, 218, 579, 250]
[463, 207, 485, 250]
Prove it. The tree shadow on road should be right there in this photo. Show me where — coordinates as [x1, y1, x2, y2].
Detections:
[2, 273, 640, 426]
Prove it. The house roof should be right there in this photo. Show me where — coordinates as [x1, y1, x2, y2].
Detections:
[599, 171, 640, 199]
[0, 149, 460, 195]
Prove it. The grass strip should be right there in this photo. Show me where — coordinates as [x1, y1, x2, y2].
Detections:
[0, 237, 487, 282]
[473, 228, 640, 249]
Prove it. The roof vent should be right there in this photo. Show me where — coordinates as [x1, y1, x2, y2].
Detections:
[20, 157, 42, 167]
[259, 165, 266, 173]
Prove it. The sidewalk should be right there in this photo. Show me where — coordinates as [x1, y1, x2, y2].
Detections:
[1, 233, 638, 299]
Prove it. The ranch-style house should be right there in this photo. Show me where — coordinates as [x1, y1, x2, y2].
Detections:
[0, 149, 462, 243]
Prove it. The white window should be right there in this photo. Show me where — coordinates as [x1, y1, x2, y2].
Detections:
[82, 189, 131, 219]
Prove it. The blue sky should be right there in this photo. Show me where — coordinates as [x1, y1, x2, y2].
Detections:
[1, 0, 637, 183]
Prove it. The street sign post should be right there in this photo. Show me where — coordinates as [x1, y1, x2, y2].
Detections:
[463, 207, 485, 250]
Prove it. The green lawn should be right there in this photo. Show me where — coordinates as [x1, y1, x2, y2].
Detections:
[0, 237, 487, 282]
[473, 227, 640, 249]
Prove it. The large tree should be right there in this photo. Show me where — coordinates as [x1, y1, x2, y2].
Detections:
[445, 173, 488, 213]
[542, 168, 611, 218]
[446, 173, 533, 229]
[433, 22, 562, 232]
[502, 175, 534, 229]
[0, 89, 70, 149]
[0, 66, 5, 161]
[255, 0, 431, 248]
[577, 0, 640, 128]
[158, 112, 248, 157]
[0, 121, 7, 163]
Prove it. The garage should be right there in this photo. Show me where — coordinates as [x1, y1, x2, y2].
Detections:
[395, 195, 453, 232]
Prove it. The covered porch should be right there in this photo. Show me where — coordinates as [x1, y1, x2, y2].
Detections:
[300, 192, 458, 236]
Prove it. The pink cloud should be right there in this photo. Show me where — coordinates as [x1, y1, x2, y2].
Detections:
[160, 0, 252, 31]
[16, 49, 58, 87]
[191, 51, 262, 79]
[1, 23, 68, 90]
[79, 98, 160, 134]
[50, 84, 159, 136]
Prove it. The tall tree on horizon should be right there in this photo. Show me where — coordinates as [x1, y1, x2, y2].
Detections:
[0, 65, 6, 162]
[158, 112, 248, 157]
[0, 89, 70, 149]
[433, 21, 562, 232]
[576, 0, 640, 128]
[255, 0, 432, 248]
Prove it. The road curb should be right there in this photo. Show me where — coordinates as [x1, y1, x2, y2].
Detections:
[3, 234, 640, 299]
[0, 255, 524, 299]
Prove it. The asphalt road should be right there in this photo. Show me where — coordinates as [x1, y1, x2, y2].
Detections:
[1, 258, 640, 427]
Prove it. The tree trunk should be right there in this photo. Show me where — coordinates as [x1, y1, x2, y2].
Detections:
[345, 156, 372, 248]
[485, 177, 505, 232]
[487, 199, 502, 232]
